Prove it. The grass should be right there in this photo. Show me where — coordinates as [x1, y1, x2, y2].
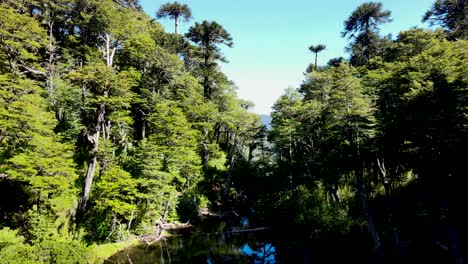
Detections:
[92, 236, 140, 261]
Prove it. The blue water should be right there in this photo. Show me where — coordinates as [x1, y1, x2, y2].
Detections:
[240, 243, 276, 263]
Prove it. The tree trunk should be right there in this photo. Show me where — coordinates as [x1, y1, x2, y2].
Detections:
[247, 140, 255, 165]
[223, 132, 238, 199]
[203, 53, 210, 99]
[356, 169, 381, 250]
[46, 20, 57, 100]
[201, 128, 210, 171]
[78, 144, 98, 213]
[222, 155, 236, 199]
[351, 133, 382, 253]
[78, 98, 106, 214]
[314, 53, 318, 71]
[331, 184, 341, 205]
[141, 120, 146, 139]
[174, 15, 179, 35]
[377, 157, 402, 256]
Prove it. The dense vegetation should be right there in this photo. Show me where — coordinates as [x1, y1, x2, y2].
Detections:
[0, 0, 466, 263]
[257, 0, 467, 262]
[0, 0, 259, 262]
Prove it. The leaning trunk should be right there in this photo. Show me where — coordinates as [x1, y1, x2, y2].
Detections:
[78, 154, 97, 213]
[78, 101, 106, 214]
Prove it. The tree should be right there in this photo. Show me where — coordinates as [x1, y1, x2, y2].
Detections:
[66, 0, 140, 215]
[134, 100, 201, 233]
[0, 4, 47, 75]
[156, 2, 192, 35]
[186, 20, 233, 99]
[342, 2, 392, 38]
[342, 2, 392, 66]
[422, 0, 467, 39]
[308, 44, 326, 71]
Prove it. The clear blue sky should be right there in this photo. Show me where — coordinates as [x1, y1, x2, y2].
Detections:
[140, 0, 435, 114]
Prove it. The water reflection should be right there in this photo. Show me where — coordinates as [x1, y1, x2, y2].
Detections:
[240, 243, 276, 263]
[106, 219, 277, 264]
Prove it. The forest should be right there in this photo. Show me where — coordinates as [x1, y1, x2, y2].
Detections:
[0, 0, 466, 263]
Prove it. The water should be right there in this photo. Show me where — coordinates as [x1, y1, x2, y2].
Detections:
[106, 217, 278, 264]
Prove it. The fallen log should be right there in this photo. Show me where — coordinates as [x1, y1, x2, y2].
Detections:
[230, 227, 272, 233]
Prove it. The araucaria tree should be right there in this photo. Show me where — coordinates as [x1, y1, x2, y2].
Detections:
[157, 2, 193, 34]
[309, 44, 326, 71]
[422, 0, 467, 39]
[186, 20, 233, 100]
[342, 2, 392, 66]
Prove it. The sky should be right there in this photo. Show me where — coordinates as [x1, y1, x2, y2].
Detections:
[140, 0, 435, 114]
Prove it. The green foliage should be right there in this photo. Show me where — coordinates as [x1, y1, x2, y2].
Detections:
[277, 184, 351, 239]
[342, 2, 392, 66]
[0, 228, 98, 264]
[0, 74, 78, 238]
[186, 20, 233, 99]
[156, 1, 192, 28]
[4, 0, 466, 262]
[177, 192, 210, 222]
[0, 4, 47, 74]
[266, 20, 468, 259]
[342, 2, 392, 38]
[0, 0, 263, 259]
[423, 0, 467, 39]
[94, 166, 138, 219]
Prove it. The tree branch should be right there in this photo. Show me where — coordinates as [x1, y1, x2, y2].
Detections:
[19, 64, 46, 76]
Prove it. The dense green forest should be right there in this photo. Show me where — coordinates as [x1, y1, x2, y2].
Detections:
[0, 0, 466, 263]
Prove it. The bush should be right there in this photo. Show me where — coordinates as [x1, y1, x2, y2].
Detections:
[0, 228, 100, 264]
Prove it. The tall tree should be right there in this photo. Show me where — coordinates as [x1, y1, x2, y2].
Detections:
[308, 44, 326, 71]
[156, 2, 192, 35]
[422, 0, 467, 39]
[186, 20, 233, 100]
[69, 0, 139, 215]
[342, 2, 392, 66]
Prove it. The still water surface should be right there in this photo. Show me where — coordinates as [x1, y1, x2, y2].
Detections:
[106, 217, 279, 264]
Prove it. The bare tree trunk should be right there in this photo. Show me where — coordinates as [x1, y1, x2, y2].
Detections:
[201, 128, 210, 171]
[331, 184, 341, 205]
[223, 131, 238, 199]
[78, 95, 107, 213]
[46, 20, 57, 100]
[351, 133, 381, 253]
[377, 157, 402, 256]
[174, 15, 179, 35]
[78, 33, 115, 215]
[314, 53, 318, 71]
[247, 140, 255, 165]
[288, 135, 293, 193]
[105, 34, 116, 67]
[355, 168, 381, 252]
[78, 129, 100, 213]
[203, 54, 210, 99]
